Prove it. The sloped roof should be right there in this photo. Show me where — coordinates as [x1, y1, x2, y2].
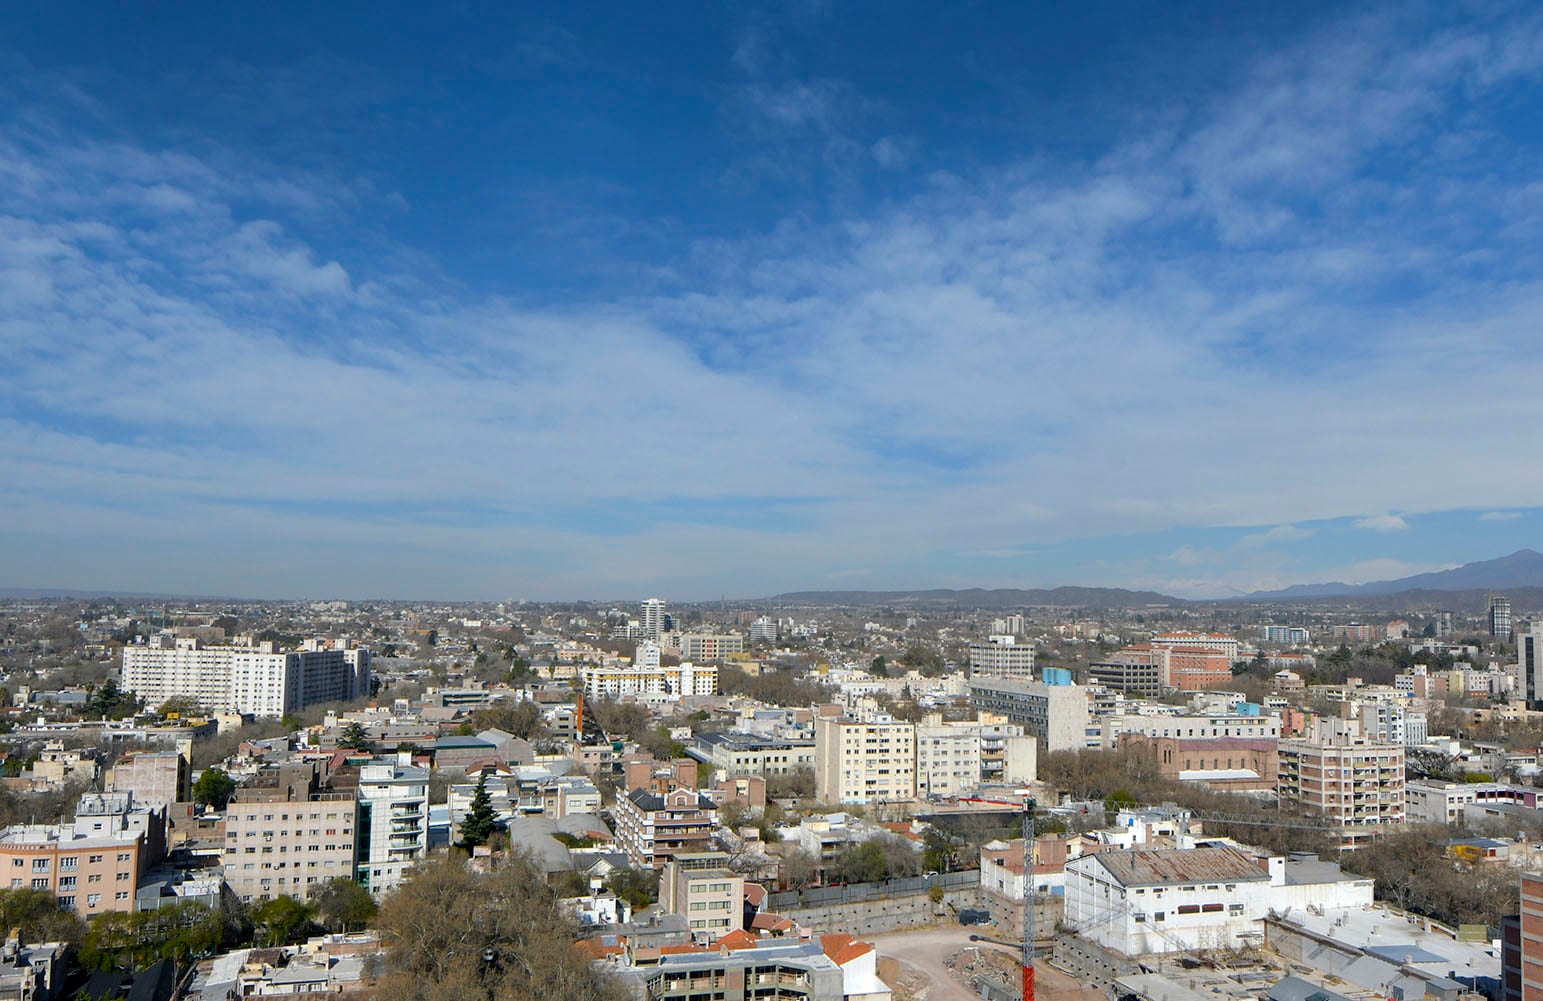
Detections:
[1084, 846, 1266, 887]
[820, 933, 874, 966]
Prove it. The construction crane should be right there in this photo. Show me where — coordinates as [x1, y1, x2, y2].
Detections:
[1022, 797, 1036, 1001]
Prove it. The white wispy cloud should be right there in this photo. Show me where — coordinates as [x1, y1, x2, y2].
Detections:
[6, 9, 1543, 596]
[1353, 514, 1411, 532]
[1480, 511, 1521, 522]
[1238, 524, 1314, 548]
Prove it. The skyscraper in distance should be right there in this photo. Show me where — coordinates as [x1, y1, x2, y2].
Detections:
[1490, 594, 1513, 640]
[640, 598, 666, 642]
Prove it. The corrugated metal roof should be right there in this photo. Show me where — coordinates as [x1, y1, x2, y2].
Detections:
[1089, 846, 1267, 886]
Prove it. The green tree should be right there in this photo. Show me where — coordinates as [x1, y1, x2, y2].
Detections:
[870, 656, 888, 677]
[156, 695, 205, 718]
[80, 901, 228, 971]
[458, 773, 498, 848]
[192, 767, 237, 811]
[0, 888, 86, 944]
[313, 877, 378, 933]
[338, 722, 372, 751]
[252, 895, 315, 946]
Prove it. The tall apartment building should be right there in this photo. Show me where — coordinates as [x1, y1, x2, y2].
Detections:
[1277, 727, 1404, 849]
[991, 614, 1027, 637]
[0, 792, 166, 919]
[968, 636, 1035, 679]
[967, 676, 1090, 753]
[812, 715, 916, 805]
[1151, 632, 1240, 663]
[581, 661, 718, 700]
[914, 718, 980, 799]
[748, 617, 779, 643]
[613, 787, 720, 869]
[677, 634, 743, 662]
[122, 635, 369, 717]
[355, 761, 429, 897]
[660, 851, 746, 940]
[222, 763, 356, 903]
[1521, 623, 1543, 711]
[913, 714, 1037, 796]
[640, 599, 667, 642]
[1492, 595, 1514, 641]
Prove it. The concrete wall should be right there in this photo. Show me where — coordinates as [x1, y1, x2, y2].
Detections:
[1051, 932, 1139, 990]
[981, 890, 1062, 948]
[776, 887, 978, 936]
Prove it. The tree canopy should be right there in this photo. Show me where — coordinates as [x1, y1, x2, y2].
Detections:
[192, 767, 237, 811]
[374, 852, 621, 1001]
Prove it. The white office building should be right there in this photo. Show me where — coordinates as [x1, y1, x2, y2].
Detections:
[122, 636, 369, 718]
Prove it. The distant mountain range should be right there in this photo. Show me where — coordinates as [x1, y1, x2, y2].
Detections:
[1243, 548, 1543, 599]
[769, 550, 1543, 611]
[766, 586, 1181, 609]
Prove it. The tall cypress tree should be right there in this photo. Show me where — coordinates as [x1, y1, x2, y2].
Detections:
[458, 773, 497, 848]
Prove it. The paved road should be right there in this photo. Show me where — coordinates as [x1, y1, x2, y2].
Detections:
[866, 926, 1104, 1001]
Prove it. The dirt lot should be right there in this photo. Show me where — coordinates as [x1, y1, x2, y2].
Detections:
[866, 926, 1104, 1001]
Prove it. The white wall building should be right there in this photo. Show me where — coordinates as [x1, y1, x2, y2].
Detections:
[355, 760, 429, 897]
[813, 715, 916, 805]
[1064, 846, 1372, 957]
[968, 677, 1090, 753]
[969, 636, 1036, 680]
[580, 661, 717, 701]
[122, 636, 369, 717]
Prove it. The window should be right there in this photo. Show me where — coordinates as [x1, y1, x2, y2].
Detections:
[31, 879, 48, 890]
[31, 860, 48, 873]
[88, 874, 101, 883]
[57, 896, 74, 909]
[88, 855, 103, 864]
[60, 857, 78, 870]
[86, 894, 101, 908]
[58, 876, 76, 889]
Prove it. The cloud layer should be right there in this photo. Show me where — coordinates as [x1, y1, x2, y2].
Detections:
[3, 8, 1543, 598]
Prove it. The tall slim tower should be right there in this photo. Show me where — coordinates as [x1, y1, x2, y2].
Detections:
[1490, 595, 1513, 641]
[640, 598, 666, 642]
[1520, 623, 1543, 711]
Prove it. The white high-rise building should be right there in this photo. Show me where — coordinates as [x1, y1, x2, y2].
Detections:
[121, 636, 369, 718]
[640, 599, 667, 642]
[356, 759, 429, 897]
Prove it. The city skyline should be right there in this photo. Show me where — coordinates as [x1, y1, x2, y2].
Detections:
[5, 4, 1543, 600]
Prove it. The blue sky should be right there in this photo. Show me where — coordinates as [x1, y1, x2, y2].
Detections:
[3, 2, 1542, 601]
